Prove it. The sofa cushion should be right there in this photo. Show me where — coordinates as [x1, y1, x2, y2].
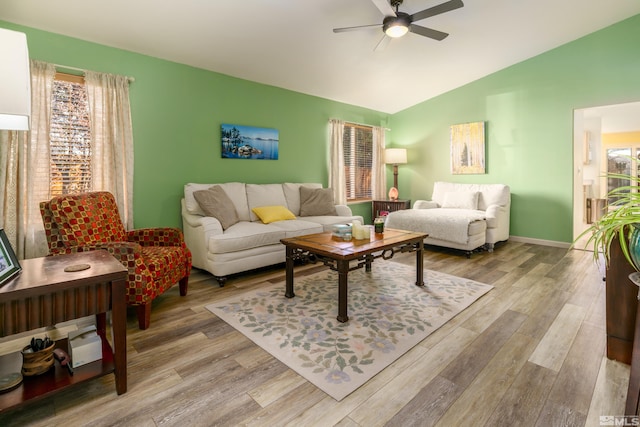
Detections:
[184, 182, 250, 221]
[283, 183, 322, 216]
[385, 209, 486, 244]
[208, 221, 285, 254]
[299, 187, 338, 216]
[246, 184, 288, 222]
[298, 215, 362, 232]
[193, 185, 240, 230]
[252, 205, 296, 224]
[441, 191, 479, 210]
[269, 219, 324, 237]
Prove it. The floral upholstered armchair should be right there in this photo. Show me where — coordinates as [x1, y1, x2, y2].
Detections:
[40, 191, 192, 330]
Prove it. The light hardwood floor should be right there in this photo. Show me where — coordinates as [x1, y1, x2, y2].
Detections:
[0, 240, 630, 426]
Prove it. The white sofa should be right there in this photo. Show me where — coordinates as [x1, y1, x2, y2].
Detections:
[385, 182, 510, 256]
[181, 182, 363, 284]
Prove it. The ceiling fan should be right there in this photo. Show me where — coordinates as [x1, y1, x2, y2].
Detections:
[333, 0, 464, 50]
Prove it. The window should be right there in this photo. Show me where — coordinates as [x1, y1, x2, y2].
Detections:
[343, 123, 373, 202]
[49, 73, 92, 197]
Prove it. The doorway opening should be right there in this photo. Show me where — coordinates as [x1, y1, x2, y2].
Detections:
[573, 101, 640, 250]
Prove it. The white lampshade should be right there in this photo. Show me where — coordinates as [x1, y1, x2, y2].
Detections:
[0, 28, 31, 131]
[385, 148, 407, 165]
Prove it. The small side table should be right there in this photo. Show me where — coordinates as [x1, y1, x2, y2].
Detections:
[0, 251, 128, 413]
[372, 199, 411, 219]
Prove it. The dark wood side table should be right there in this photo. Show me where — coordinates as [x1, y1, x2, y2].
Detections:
[606, 237, 638, 364]
[372, 199, 411, 219]
[0, 250, 128, 412]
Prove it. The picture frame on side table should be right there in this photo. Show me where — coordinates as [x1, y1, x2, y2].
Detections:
[0, 229, 21, 286]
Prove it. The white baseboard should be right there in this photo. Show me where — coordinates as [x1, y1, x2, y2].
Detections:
[508, 235, 572, 249]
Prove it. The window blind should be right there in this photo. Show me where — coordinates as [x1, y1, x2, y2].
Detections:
[343, 123, 373, 201]
[49, 77, 92, 197]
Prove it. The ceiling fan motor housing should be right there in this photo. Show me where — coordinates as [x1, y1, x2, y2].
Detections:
[383, 12, 411, 35]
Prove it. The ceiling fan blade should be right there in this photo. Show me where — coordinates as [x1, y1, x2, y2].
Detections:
[333, 23, 382, 33]
[411, 0, 464, 22]
[374, 35, 391, 52]
[409, 25, 449, 41]
[370, 0, 396, 17]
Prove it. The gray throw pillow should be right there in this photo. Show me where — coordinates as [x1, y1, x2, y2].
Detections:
[193, 185, 239, 230]
[299, 187, 338, 216]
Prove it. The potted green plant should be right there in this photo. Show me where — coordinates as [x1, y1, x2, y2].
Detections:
[576, 165, 640, 270]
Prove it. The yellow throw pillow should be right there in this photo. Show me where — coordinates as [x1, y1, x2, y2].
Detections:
[252, 205, 296, 224]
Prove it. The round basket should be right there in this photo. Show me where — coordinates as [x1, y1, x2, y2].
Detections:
[21, 342, 55, 376]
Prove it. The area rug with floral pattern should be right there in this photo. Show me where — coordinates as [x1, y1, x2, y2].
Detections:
[206, 261, 493, 401]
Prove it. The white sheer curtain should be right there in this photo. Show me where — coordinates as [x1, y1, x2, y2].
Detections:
[328, 119, 386, 205]
[85, 71, 134, 229]
[0, 63, 135, 259]
[371, 125, 387, 200]
[0, 60, 55, 259]
[329, 119, 346, 204]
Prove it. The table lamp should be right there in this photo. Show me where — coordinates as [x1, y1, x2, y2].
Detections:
[385, 148, 407, 200]
[0, 28, 31, 130]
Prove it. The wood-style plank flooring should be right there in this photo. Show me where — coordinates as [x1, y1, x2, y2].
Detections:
[0, 241, 630, 426]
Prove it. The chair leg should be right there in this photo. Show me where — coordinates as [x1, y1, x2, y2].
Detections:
[179, 275, 189, 296]
[136, 302, 151, 330]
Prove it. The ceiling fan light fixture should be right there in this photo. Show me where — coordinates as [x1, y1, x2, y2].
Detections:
[384, 23, 408, 38]
[383, 13, 410, 38]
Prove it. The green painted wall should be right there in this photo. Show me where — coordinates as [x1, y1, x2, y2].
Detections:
[2, 14, 639, 243]
[0, 21, 389, 228]
[390, 14, 640, 243]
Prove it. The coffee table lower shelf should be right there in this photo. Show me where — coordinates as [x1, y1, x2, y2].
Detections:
[0, 336, 115, 412]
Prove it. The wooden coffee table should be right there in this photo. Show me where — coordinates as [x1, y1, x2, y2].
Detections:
[281, 228, 428, 323]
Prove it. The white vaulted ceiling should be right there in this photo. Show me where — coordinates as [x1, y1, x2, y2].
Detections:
[1, 0, 639, 114]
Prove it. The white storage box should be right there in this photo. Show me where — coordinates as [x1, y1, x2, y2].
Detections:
[68, 325, 102, 368]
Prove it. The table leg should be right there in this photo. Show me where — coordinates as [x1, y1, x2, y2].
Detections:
[96, 312, 107, 336]
[365, 254, 372, 273]
[337, 259, 349, 323]
[415, 240, 425, 287]
[111, 277, 127, 395]
[285, 246, 295, 298]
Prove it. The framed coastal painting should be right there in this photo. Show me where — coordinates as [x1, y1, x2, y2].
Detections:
[221, 124, 279, 160]
[450, 121, 486, 174]
[0, 229, 21, 286]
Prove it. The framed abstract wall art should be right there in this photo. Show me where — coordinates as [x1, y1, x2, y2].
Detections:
[221, 124, 279, 160]
[450, 121, 486, 174]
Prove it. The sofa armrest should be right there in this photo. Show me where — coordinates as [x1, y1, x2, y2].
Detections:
[413, 200, 439, 209]
[127, 228, 185, 247]
[182, 210, 205, 228]
[484, 204, 510, 244]
[181, 202, 223, 235]
[485, 204, 510, 223]
[485, 204, 503, 220]
[334, 204, 353, 216]
[182, 198, 224, 270]
[199, 216, 224, 235]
